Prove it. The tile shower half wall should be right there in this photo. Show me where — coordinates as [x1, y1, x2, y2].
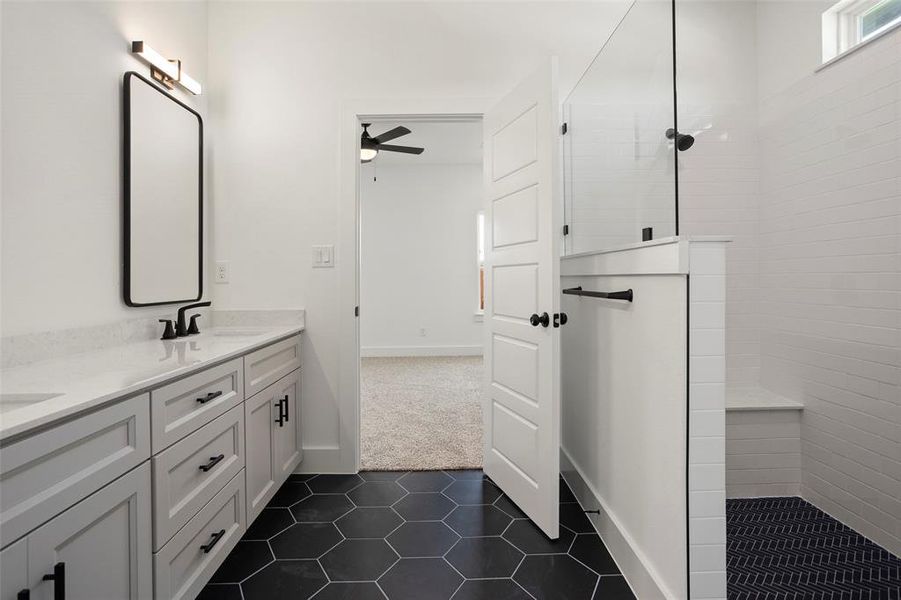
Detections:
[560, 239, 729, 600]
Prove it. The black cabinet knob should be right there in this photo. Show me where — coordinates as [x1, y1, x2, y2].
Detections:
[529, 313, 550, 327]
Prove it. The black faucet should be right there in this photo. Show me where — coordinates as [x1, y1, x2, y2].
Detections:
[176, 301, 211, 337]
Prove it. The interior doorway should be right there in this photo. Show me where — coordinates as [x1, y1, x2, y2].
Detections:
[357, 117, 485, 471]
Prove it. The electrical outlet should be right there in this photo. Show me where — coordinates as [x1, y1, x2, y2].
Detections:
[215, 261, 229, 283]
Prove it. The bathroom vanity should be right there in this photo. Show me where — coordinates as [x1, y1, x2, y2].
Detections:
[0, 326, 304, 600]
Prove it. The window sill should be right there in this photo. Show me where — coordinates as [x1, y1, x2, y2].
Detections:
[817, 19, 901, 72]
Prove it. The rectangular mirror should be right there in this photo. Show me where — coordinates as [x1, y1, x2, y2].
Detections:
[124, 71, 203, 306]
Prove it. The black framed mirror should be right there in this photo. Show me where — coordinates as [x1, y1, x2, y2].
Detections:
[123, 71, 203, 306]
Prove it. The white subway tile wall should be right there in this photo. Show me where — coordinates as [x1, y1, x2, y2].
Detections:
[688, 242, 728, 600]
[757, 30, 901, 555]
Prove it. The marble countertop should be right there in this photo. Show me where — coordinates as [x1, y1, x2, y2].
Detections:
[0, 325, 304, 442]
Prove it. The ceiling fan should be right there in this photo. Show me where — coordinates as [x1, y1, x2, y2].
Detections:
[360, 123, 425, 163]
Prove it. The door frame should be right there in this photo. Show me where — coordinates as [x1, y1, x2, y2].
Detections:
[337, 99, 492, 473]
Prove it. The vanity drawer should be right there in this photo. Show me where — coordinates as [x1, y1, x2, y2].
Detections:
[153, 470, 245, 600]
[152, 404, 244, 551]
[0, 394, 150, 545]
[151, 358, 244, 453]
[244, 335, 302, 398]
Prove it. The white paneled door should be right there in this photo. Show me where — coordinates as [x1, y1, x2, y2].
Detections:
[482, 60, 561, 538]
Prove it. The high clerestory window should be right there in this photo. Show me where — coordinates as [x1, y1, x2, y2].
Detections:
[822, 0, 901, 63]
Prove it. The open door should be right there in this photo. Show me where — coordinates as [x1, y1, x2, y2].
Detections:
[482, 60, 561, 538]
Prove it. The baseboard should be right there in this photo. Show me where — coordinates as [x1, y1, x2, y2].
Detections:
[560, 447, 673, 600]
[360, 345, 483, 357]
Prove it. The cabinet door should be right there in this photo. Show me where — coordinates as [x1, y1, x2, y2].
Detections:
[27, 463, 152, 600]
[272, 370, 302, 483]
[244, 387, 277, 524]
[1, 538, 27, 600]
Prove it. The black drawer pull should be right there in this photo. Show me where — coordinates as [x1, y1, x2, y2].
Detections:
[197, 390, 223, 404]
[275, 397, 286, 427]
[41, 562, 65, 600]
[200, 529, 226, 553]
[17, 590, 30, 600]
[282, 395, 290, 422]
[199, 454, 225, 472]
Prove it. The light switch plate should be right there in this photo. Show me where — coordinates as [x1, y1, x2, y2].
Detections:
[313, 245, 335, 268]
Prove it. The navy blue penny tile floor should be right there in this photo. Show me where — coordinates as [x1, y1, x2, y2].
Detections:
[727, 496, 901, 600]
[199, 471, 635, 600]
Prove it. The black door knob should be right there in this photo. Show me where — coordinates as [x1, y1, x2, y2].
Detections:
[529, 312, 550, 327]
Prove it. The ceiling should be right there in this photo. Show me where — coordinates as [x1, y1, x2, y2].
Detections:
[362, 120, 482, 166]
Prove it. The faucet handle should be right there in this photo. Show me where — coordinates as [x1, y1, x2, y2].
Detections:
[187, 314, 202, 335]
[159, 319, 177, 340]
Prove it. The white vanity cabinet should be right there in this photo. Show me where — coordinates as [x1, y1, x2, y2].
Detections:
[0, 331, 303, 600]
[244, 369, 302, 523]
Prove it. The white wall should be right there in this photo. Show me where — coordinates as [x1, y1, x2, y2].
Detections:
[755, 4, 901, 555]
[0, 1, 208, 337]
[206, 1, 632, 470]
[360, 161, 482, 356]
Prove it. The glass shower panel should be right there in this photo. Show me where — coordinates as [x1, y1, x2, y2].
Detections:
[563, 0, 677, 255]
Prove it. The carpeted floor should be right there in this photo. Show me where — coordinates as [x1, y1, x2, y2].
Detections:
[361, 356, 483, 471]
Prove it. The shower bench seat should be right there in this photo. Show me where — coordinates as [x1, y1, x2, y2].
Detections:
[725, 386, 803, 499]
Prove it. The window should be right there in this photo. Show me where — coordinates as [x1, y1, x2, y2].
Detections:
[822, 0, 901, 63]
[477, 211, 486, 313]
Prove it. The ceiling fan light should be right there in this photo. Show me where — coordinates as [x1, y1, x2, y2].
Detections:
[360, 148, 379, 161]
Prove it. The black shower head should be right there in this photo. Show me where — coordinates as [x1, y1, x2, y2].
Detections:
[666, 128, 695, 152]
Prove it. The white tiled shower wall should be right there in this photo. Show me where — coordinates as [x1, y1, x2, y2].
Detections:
[756, 20, 901, 555]
[680, 1, 900, 555]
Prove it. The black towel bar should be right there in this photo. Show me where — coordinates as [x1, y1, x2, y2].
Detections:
[562, 287, 633, 302]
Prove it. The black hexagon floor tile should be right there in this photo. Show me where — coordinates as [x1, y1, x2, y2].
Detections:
[560, 478, 578, 503]
[398, 470, 454, 493]
[378, 558, 463, 600]
[360, 471, 407, 481]
[336, 507, 403, 538]
[387, 521, 460, 557]
[394, 493, 456, 521]
[320, 538, 398, 581]
[592, 575, 636, 599]
[560, 502, 595, 533]
[503, 519, 575, 554]
[493, 494, 527, 519]
[444, 505, 512, 537]
[569, 534, 620, 575]
[348, 481, 407, 507]
[311, 582, 388, 599]
[450, 579, 533, 600]
[444, 479, 502, 505]
[243, 507, 294, 540]
[291, 493, 354, 522]
[308, 474, 364, 493]
[241, 559, 328, 600]
[197, 583, 242, 600]
[514, 554, 599, 600]
[444, 469, 485, 480]
[209, 540, 272, 583]
[445, 536, 524, 578]
[268, 481, 312, 507]
[270, 522, 343, 559]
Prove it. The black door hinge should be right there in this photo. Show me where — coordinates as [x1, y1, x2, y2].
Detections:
[563, 224, 569, 236]
[561, 122, 568, 135]
[354, 306, 359, 317]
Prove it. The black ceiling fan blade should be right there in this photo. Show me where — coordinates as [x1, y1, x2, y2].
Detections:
[372, 126, 411, 145]
[376, 144, 424, 155]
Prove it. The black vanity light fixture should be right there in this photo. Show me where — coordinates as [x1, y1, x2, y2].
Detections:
[131, 41, 202, 95]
